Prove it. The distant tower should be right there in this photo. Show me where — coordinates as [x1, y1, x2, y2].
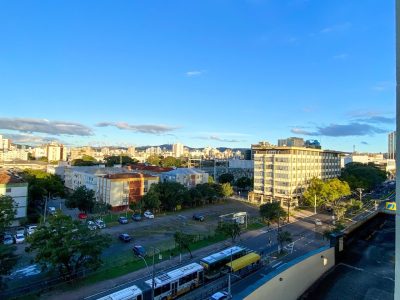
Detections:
[388, 131, 396, 159]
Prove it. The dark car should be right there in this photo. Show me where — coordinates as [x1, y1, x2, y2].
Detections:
[118, 217, 129, 224]
[132, 213, 142, 222]
[119, 233, 132, 242]
[132, 245, 146, 257]
[193, 213, 205, 222]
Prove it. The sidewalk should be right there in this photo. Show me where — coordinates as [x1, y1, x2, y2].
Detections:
[42, 208, 317, 300]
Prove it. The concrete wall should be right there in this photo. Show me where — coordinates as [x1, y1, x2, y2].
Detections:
[244, 247, 335, 300]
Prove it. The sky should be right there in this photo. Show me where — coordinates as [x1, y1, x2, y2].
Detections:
[0, 0, 395, 152]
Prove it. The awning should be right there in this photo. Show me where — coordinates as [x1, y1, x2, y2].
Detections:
[226, 252, 260, 272]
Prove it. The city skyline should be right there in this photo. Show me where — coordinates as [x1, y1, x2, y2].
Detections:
[0, 0, 395, 152]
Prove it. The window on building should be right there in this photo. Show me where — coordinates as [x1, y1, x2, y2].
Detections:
[6, 188, 11, 193]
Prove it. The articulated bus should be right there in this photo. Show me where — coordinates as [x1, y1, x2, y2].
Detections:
[96, 263, 203, 300]
[199, 246, 246, 280]
[223, 252, 261, 276]
[145, 263, 204, 300]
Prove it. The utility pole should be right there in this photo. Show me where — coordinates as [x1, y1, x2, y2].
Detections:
[151, 247, 161, 300]
[356, 188, 363, 202]
[314, 194, 317, 215]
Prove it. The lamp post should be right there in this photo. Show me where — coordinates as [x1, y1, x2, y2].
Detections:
[151, 247, 162, 300]
[314, 193, 317, 215]
[356, 188, 363, 203]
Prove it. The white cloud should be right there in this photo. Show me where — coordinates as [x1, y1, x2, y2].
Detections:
[185, 70, 205, 77]
[96, 122, 179, 134]
[333, 53, 349, 60]
[320, 22, 351, 34]
[0, 118, 93, 136]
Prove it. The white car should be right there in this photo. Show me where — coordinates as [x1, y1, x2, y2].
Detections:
[27, 225, 38, 236]
[144, 211, 154, 219]
[210, 291, 230, 300]
[95, 219, 106, 229]
[315, 219, 322, 226]
[47, 206, 56, 215]
[3, 235, 14, 245]
[16, 227, 26, 236]
[14, 233, 25, 244]
[87, 221, 97, 231]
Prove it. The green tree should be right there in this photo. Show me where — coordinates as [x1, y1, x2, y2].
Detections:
[104, 155, 138, 167]
[259, 202, 287, 227]
[150, 182, 189, 211]
[72, 155, 98, 166]
[208, 176, 215, 184]
[0, 195, 16, 233]
[302, 177, 325, 208]
[174, 231, 196, 258]
[21, 169, 65, 223]
[277, 231, 292, 254]
[0, 195, 18, 287]
[221, 183, 234, 197]
[218, 173, 234, 184]
[217, 222, 242, 242]
[66, 186, 96, 213]
[235, 176, 252, 190]
[141, 187, 161, 211]
[340, 162, 387, 191]
[27, 213, 111, 279]
[323, 178, 351, 216]
[146, 155, 161, 166]
[161, 156, 182, 168]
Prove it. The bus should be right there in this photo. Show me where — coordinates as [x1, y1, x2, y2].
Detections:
[144, 263, 204, 300]
[96, 285, 146, 300]
[200, 246, 246, 280]
[223, 252, 261, 276]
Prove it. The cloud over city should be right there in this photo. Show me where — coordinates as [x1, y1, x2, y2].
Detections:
[185, 70, 205, 77]
[291, 122, 387, 137]
[95, 122, 179, 134]
[193, 135, 243, 143]
[0, 118, 93, 136]
[4, 133, 61, 145]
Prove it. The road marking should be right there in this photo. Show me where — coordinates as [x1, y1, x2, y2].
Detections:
[271, 262, 283, 268]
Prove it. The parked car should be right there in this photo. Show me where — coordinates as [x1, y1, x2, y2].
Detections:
[87, 221, 97, 231]
[143, 211, 154, 219]
[78, 213, 88, 220]
[95, 219, 106, 229]
[315, 219, 322, 226]
[119, 233, 132, 242]
[16, 227, 26, 236]
[14, 233, 25, 244]
[132, 213, 142, 222]
[3, 234, 13, 245]
[47, 206, 56, 215]
[193, 213, 205, 222]
[27, 225, 38, 236]
[132, 245, 146, 257]
[210, 291, 230, 300]
[118, 216, 129, 224]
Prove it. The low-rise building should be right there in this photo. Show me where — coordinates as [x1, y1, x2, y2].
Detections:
[160, 168, 209, 188]
[97, 173, 159, 210]
[0, 170, 28, 224]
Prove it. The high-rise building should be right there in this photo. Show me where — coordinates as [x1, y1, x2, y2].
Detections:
[0, 135, 11, 150]
[388, 131, 396, 159]
[278, 137, 305, 147]
[47, 142, 67, 161]
[172, 143, 184, 158]
[249, 142, 342, 207]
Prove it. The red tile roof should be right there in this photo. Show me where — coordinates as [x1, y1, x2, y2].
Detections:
[0, 172, 26, 184]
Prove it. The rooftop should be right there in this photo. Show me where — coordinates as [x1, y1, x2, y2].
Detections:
[0, 171, 26, 184]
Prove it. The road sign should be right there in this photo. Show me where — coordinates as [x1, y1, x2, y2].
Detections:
[385, 202, 396, 211]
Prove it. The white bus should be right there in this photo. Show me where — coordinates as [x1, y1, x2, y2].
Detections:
[96, 285, 144, 300]
[145, 263, 204, 300]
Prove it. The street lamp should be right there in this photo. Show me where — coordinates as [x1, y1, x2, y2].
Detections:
[356, 188, 364, 203]
[150, 247, 162, 300]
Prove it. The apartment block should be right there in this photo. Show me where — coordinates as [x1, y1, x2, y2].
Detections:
[249, 142, 342, 207]
[160, 168, 209, 188]
[97, 173, 159, 210]
[0, 170, 28, 223]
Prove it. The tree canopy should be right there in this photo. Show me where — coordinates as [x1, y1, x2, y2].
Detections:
[160, 156, 182, 168]
[221, 183, 234, 197]
[27, 213, 111, 279]
[174, 231, 196, 258]
[340, 162, 387, 191]
[66, 186, 96, 213]
[72, 155, 98, 166]
[259, 202, 287, 226]
[0, 195, 18, 287]
[104, 155, 138, 167]
[21, 169, 65, 223]
[218, 173, 234, 184]
[235, 176, 252, 190]
[146, 155, 161, 166]
[217, 222, 242, 242]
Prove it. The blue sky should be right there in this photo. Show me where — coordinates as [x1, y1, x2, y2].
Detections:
[0, 0, 395, 152]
